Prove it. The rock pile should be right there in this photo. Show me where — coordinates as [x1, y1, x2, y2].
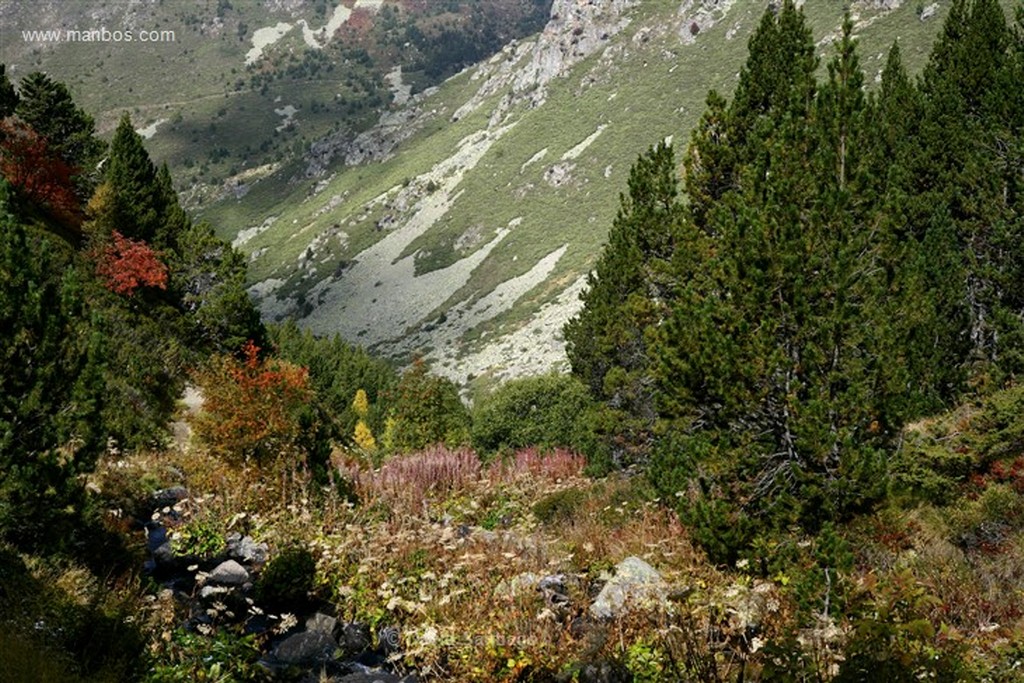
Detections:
[141, 487, 416, 682]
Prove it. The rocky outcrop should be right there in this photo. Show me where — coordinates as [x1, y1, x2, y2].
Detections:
[303, 88, 440, 179]
[451, 0, 638, 123]
[139, 488, 415, 681]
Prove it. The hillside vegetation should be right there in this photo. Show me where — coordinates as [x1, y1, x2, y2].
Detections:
[3, 0, 1024, 682]
[197, 0, 1017, 391]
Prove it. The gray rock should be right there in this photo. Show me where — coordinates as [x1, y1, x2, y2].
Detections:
[208, 559, 249, 585]
[152, 486, 188, 509]
[198, 584, 232, 601]
[272, 630, 337, 665]
[145, 523, 168, 552]
[339, 621, 372, 656]
[920, 2, 938, 20]
[335, 673, 408, 683]
[152, 541, 176, 568]
[589, 556, 668, 619]
[227, 534, 269, 565]
[306, 612, 340, 638]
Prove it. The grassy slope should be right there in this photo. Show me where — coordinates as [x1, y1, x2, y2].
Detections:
[202, 0, 990, 391]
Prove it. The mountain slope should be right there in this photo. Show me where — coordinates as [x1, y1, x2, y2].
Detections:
[204, 0, 993, 394]
[0, 0, 550, 207]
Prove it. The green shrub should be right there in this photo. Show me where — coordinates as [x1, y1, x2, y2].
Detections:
[836, 571, 974, 682]
[470, 373, 595, 458]
[145, 627, 265, 682]
[170, 519, 225, 558]
[532, 487, 588, 525]
[256, 544, 317, 611]
[381, 358, 470, 454]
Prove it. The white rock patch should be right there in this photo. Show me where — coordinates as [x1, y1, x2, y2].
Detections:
[245, 22, 292, 66]
[274, 105, 298, 132]
[136, 118, 167, 139]
[561, 124, 607, 161]
[521, 148, 548, 173]
[298, 124, 518, 345]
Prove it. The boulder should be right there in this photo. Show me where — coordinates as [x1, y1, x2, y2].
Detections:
[152, 485, 188, 509]
[339, 621, 373, 657]
[306, 612, 341, 639]
[272, 630, 338, 666]
[208, 559, 249, 586]
[335, 673, 412, 683]
[589, 556, 668, 619]
[151, 541, 176, 568]
[226, 533, 269, 565]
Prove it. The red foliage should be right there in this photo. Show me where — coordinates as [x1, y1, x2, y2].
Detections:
[0, 118, 81, 224]
[976, 455, 1024, 494]
[192, 342, 314, 463]
[95, 230, 168, 296]
[345, 7, 374, 34]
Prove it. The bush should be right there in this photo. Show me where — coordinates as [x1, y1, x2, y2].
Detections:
[191, 341, 316, 465]
[836, 571, 973, 682]
[470, 373, 595, 458]
[256, 544, 317, 612]
[381, 358, 470, 454]
[532, 487, 589, 525]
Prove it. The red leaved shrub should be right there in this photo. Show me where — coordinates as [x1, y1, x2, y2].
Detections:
[94, 230, 168, 296]
[191, 341, 314, 464]
[0, 118, 80, 225]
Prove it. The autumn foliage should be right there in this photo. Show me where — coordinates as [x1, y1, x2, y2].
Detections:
[94, 230, 168, 296]
[192, 341, 314, 464]
[0, 118, 80, 224]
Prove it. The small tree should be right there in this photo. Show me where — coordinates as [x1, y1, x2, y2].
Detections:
[93, 231, 168, 296]
[191, 341, 314, 465]
[381, 358, 469, 454]
[351, 388, 376, 453]
[0, 118, 80, 225]
[471, 373, 594, 458]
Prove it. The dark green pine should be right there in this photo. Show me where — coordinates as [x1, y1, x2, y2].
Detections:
[14, 72, 104, 172]
[0, 65, 18, 118]
[564, 141, 682, 467]
[106, 113, 162, 244]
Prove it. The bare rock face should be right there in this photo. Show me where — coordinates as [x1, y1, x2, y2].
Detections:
[513, 0, 637, 100]
[450, 0, 638, 124]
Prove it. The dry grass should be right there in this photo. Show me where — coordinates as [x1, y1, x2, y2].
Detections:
[92, 430, 1024, 680]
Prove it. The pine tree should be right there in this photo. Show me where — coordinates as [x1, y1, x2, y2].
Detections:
[564, 141, 682, 468]
[0, 65, 18, 118]
[381, 358, 469, 454]
[0, 180, 107, 547]
[684, 0, 817, 237]
[170, 220, 265, 354]
[654, 14, 893, 530]
[106, 113, 161, 244]
[14, 72, 104, 181]
[154, 162, 190, 252]
[916, 0, 1020, 379]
